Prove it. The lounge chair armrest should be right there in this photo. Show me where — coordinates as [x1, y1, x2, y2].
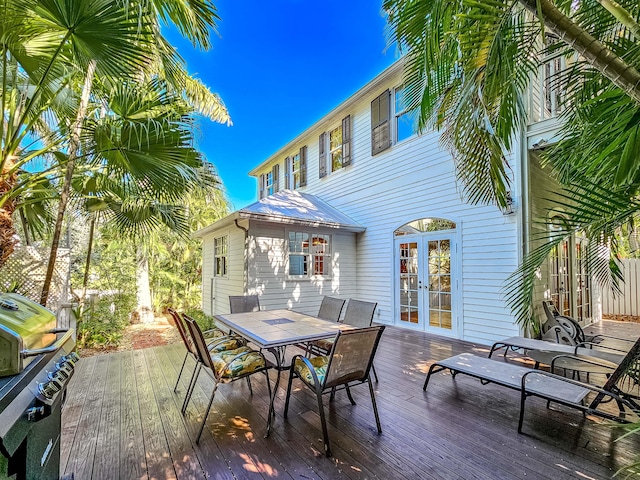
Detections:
[550, 353, 616, 372]
[521, 369, 612, 398]
[575, 343, 627, 355]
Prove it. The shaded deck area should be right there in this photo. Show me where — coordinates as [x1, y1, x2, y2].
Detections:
[61, 322, 640, 479]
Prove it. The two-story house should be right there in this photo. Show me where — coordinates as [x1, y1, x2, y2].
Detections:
[195, 57, 596, 346]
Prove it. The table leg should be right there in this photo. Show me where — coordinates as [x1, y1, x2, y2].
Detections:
[265, 345, 287, 437]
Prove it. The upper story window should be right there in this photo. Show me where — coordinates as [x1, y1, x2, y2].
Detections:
[394, 86, 415, 143]
[214, 235, 228, 277]
[259, 164, 280, 199]
[288, 231, 332, 278]
[285, 146, 307, 190]
[318, 115, 351, 178]
[372, 87, 416, 155]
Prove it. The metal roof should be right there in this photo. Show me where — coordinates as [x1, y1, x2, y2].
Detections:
[193, 190, 365, 237]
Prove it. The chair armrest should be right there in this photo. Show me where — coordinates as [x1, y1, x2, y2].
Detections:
[550, 353, 617, 373]
[290, 354, 324, 390]
[575, 343, 627, 355]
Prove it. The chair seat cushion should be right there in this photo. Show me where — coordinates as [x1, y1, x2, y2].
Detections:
[294, 356, 330, 386]
[311, 338, 335, 353]
[203, 327, 228, 339]
[211, 347, 267, 378]
[207, 336, 244, 353]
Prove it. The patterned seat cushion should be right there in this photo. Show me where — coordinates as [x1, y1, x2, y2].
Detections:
[311, 337, 335, 353]
[207, 336, 244, 353]
[294, 356, 330, 386]
[203, 328, 229, 339]
[210, 346, 267, 378]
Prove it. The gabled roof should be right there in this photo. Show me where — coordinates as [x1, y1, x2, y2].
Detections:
[193, 190, 365, 237]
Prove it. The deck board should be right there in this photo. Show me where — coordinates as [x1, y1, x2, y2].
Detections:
[62, 322, 640, 479]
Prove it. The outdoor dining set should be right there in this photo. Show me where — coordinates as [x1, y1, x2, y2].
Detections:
[168, 296, 640, 459]
[168, 295, 383, 457]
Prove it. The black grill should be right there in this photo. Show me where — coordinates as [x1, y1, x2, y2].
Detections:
[0, 294, 77, 480]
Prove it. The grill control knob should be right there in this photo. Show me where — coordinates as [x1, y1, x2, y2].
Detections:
[38, 381, 60, 400]
[65, 352, 80, 364]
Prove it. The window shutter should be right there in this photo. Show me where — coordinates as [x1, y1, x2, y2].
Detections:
[371, 89, 391, 155]
[272, 164, 280, 193]
[300, 146, 307, 187]
[259, 174, 265, 199]
[284, 157, 291, 189]
[342, 115, 352, 167]
[318, 132, 327, 178]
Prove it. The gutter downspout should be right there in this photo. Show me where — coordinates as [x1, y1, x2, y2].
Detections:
[520, 129, 532, 336]
[234, 219, 249, 294]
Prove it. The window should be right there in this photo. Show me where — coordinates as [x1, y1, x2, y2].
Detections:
[214, 236, 227, 277]
[371, 89, 391, 155]
[285, 146, 307, 189]
[259, 164, 280, 199]
[394, 86, 415, 143]
[319, 116, 351, 178]
[288, 231, 331, 277]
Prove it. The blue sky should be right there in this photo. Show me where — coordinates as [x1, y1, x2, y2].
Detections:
[170, 1, 397, 209]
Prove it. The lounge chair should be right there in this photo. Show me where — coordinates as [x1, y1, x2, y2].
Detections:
[423, 337, 640, 432]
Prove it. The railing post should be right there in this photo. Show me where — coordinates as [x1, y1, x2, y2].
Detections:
[57, 302, 77, 340]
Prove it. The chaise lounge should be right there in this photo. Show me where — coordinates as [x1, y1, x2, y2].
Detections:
[423, 337, 640, 433]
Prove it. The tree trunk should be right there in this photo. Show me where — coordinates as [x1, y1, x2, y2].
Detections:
[519, 0, 640, 105]
[81, 216, 96, 300]
[40, 59, 97, 307]
[135, 246, 154, 324]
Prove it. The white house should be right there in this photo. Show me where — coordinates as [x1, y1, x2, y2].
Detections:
[195, 58, 596, 346]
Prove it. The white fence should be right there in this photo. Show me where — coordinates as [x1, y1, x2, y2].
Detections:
[601, 258, 640, 317]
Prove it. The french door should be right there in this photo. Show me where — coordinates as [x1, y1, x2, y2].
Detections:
[397, 233, 457, 335]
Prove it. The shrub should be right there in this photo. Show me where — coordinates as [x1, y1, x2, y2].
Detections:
[76, 293, 136, 349]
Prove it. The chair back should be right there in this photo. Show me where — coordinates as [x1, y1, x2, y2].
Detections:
[229, 295, 260, 313]
[183, 314, 216, 372]
[317, 296, 346, 322]
[342, 300, 377, 328]
[168, 308, 196, 355]
[323, 326, 385, 388]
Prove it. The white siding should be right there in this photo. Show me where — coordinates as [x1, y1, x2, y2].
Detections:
[250, 67, 522, 345]
[200, 224, 246, 316]
[247, 221, 357, 317]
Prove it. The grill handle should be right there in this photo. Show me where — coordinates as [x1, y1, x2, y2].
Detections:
[21, 329, 73, 359]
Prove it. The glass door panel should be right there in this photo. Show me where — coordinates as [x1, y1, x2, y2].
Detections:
[427, 239, 452, 330]
[399, 242, 419, 324]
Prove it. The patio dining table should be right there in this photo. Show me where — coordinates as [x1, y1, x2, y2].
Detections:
[213, 308, 352, 436]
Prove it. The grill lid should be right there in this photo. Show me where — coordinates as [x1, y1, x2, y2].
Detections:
[0, 293, 57, 353]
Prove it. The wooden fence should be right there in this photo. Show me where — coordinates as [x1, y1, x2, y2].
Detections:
[601, 258, 640, 317]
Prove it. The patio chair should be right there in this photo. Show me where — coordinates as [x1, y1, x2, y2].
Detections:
[229, 294, 260, 313]
[168, 308, 244, 393]
[283, 325, 385, 457]
[181, 314, 271, 443]
[307, 299, 379, 380]
[317, 296, 346, 321]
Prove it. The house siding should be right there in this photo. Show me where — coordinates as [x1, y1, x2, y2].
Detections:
[246, 221, 357, 316]
[200, 224, 247, 316]
[249, 65, 522, 345]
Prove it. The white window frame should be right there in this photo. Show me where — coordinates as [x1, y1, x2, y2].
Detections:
[287, 230, 332, 279]
[214, 235, 228, 277]
[393, 85, 416, 144]
[289, 152, 301, 189]
[328, 124, 343, 173]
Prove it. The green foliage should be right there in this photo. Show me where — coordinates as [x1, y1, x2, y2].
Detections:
[182, 307, 216, 332]
[76, 293, 136, 349]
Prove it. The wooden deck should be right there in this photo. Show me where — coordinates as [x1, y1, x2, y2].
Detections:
[61, 322, 640, 479]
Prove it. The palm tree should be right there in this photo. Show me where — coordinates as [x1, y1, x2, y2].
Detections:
[384, 0, 640, 330]
[1, 0, 230, 306]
